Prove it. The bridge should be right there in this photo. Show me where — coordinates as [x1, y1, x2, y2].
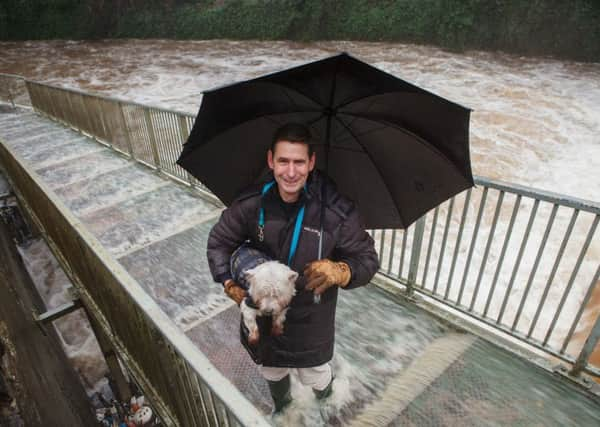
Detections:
[1, 74, 599, 426]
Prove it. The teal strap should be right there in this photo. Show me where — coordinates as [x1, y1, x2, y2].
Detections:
[258, 180, 305, 266]
[287, 205, 305, 266]
[258, 181, 276, 229]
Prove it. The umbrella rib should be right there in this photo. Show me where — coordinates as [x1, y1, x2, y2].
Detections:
[332, 116, 400, 144]
[332, 96, 380, 141]
[334, 89, 412, 111]
[228, 79, 325, 113]
[306, 112, 326, 127]
[333, 115, 407, 227]
[280, 86, 304, 111]
[334, 88, 471, 113]
[323, 119, 389, 152]
[335, 93, 441, 154]
[338, 111, 469, 178]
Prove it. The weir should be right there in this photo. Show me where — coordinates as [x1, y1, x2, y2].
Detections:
[0, 74, 599, 425]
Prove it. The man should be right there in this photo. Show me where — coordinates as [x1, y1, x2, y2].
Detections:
[207, 123, 378, 412]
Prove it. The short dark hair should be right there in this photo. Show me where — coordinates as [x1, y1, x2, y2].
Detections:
[271, 123, 314, 156]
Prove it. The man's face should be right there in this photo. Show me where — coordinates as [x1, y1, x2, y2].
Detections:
[267, 140, 316, 203]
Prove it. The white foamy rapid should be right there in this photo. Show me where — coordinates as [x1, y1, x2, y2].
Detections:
[1, 39, 598, 199]
[16, 238, 111, 397]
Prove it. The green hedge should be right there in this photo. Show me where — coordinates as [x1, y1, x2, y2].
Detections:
[2, 0, 599, 62]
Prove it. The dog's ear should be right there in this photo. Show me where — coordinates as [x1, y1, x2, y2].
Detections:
[288, 271, 298, 283]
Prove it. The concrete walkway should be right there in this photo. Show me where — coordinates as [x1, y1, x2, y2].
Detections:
[1, 108, 599, 426]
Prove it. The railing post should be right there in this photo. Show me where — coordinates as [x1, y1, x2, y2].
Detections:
[177, 115, 195, 185]
[24, 80, 34, 110]
[143, 109, 161, 171]
[82, 305, 131, 403]
[63, 90, 77, 130]
[570, 313, 600, 376]
[82, 94, 99, 140]
[119, 102, 135, 159]
[7, 83, 15, 108]
[406, 216, 426, 296]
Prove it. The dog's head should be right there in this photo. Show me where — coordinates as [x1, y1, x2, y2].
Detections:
[245, 261, 297, 314]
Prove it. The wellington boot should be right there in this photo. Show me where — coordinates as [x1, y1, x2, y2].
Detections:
[315, 376, 340, 424]
[313, 375, 334, 400]
[267, 375, 292, 413]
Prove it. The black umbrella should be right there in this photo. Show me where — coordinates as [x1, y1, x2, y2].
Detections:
[177, 52, 473, 230]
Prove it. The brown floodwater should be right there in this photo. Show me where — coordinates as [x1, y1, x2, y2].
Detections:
[1, 39, 599, 200]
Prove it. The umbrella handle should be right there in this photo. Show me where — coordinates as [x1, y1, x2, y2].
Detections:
[313, 175, 327, 305]
[313, 225, 324, 304]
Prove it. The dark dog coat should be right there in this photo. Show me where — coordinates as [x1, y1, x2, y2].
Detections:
[230, 243, 273, 309]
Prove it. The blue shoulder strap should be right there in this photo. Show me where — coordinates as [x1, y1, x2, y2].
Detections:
[288, 205, 305, 266]
[258, 181, 275, 232]
[257, 180, 305, 266]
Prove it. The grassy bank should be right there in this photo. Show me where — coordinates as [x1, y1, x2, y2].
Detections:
[2, 0, 599, 62]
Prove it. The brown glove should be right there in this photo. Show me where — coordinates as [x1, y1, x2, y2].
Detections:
[224, 280, 246, 305]
[304, 259, 351, 295]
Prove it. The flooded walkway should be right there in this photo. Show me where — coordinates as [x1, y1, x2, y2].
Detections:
[1, 108, 599, 425]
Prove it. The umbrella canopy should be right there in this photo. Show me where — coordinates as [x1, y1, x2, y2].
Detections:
[177, 52, 473, 229]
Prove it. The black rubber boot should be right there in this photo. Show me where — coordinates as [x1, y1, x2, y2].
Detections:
[316, 376, 339, 423]
[313, 375, 334, 400]
[267, 375, 292, 413]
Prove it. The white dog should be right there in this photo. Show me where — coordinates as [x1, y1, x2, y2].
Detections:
[240, 261, 297, 345]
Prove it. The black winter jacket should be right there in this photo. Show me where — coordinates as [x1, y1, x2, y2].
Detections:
[207, 170, 378, 367]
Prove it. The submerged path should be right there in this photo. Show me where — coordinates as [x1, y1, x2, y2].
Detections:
[0, 107, 599, 426]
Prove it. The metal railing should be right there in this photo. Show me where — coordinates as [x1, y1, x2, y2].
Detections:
[371, 180, 600, 377]
[0, 128, 268, 427]
[3, 75, 599, 385]
[24, 80, 219, 203]
[0, 76, 267, 426]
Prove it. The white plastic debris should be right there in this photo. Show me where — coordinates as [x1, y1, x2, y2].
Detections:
[133, 406, 153, 425]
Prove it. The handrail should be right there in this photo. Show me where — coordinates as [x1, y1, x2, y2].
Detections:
[0, 74, 266, 426]
[2, 73, 598, 412]
[24, 80, 220, 201]
[0, 142, 269, 426]
[474, 176, 600, 215]
[21, 77, 195, 118]
[374, 182, 599, 377]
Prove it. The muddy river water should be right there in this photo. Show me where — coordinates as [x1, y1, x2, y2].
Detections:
[1, 39, 599, 401]
[1, 39, 599, 200]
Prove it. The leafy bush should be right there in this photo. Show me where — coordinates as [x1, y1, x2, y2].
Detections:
[1, 0, 599, 61]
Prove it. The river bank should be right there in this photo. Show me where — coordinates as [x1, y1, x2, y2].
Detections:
[1, 0, 600, 62]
